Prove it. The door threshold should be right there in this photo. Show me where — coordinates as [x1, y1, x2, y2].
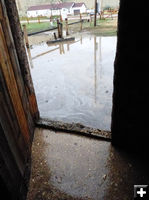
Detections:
[36, 118, 111, 142]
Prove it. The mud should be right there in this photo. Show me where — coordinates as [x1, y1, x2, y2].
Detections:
[36, 118, 111, 140]
[29, 33, 54, 46]
[29, 35, 116, 131]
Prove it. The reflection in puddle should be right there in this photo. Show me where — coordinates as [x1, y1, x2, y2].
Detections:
[30, 36, 116, 130]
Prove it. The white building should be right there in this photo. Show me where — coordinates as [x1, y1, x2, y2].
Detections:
[27, 2, 87, 18]
[27, 5, 51, 17]
[72, 3, 87, 15]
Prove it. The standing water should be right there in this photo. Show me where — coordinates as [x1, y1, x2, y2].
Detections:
[30, 36, 116, 131]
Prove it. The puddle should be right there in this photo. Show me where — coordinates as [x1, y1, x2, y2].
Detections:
[30, 36, 116, 130]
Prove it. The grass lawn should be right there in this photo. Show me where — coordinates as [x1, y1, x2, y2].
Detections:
[69, 18, 118, 36]
[85, 18, 118, 36]
[21, 22, 57, 34]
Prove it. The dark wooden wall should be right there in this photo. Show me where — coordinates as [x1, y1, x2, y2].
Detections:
[0, 0, 39, 199]
[112, 0, 149, 153]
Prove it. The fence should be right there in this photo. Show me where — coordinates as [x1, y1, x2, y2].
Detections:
[23, 13, 85, 37]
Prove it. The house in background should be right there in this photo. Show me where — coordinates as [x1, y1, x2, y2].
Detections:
[51, 2, 75, 17]
[27, 2, 87, 18]
[27, 5, 52, 17]
[72, 3, 87, 15]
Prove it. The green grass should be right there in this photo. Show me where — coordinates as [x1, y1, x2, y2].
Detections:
[75, 19, 117, 36]
[20, 16, 49, 21]
[22, 22, 57, 34]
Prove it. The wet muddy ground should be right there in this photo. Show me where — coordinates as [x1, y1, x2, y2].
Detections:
[27, 128, 149, 200]
[27, 18, 117, 45]
[30, 35, 116, 131]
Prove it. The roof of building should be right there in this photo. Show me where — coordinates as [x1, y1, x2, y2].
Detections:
[57, 2, 75, 9]
[73, 3, 86, 8]
[27, 2, 74, 11]
[28, 5, 51, 11]
[27, 2, 86, 11]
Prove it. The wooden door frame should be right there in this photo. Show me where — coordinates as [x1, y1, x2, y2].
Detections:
[0, 1, 39, 199]
[1, 0, 39, 122]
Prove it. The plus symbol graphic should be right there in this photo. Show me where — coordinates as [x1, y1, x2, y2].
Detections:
[137, 188, 146, 198]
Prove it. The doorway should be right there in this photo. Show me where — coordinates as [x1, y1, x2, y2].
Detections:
[19, 1, 118, 133]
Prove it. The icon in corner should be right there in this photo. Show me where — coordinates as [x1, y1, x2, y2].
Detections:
[134, 185, 149, 199]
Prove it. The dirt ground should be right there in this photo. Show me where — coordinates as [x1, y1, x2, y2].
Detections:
[83, 18, 117, 36]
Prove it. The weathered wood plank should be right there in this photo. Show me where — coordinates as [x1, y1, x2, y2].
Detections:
[37, 118, 112, 141]
[27, 26, 57, 36]
[0, 1, 36, 199]
[0, 68, 27, 174]
[4, 0, 39, 121]
[0, 24, 31, 147]
[0, 2, 35, 142]
[46, 37, 75, 45]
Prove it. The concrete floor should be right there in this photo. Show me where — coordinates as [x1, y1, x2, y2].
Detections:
[27, 128, 149, 200]
[30, 36, 116, 131]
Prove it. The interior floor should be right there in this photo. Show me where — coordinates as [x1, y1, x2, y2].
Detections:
[27, 128, 149, 200]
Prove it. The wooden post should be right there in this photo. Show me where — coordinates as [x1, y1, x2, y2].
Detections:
[94, 0, 97, 26]
[57, 19, 63, 38]
[90, 15, 92, 26]
[99, 12, 102, 20]
[57, 19, 60, 38]
[65, 18, 69, 36]
[60, 10, 63, 22]
[50, 16, 53, 26]
[60, 22, 63, 38]
[26, 17, 29, 24]
[37, 16, 40, 24]
[80, 13, 83, 31]
[23, 25, 33, 68]
[100, 0, 104, 19]
[110, 8, 113, 20]
[60, 14, 63, 22]
[101, 10, 105, 19]
[23, 25, 29, 49]
[80, 13, 82, 20]
[53, 32, 57, 40]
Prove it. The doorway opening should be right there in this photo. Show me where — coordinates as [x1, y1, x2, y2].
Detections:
[17, 0, 119, 136]
[2, 1, 149, 200]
